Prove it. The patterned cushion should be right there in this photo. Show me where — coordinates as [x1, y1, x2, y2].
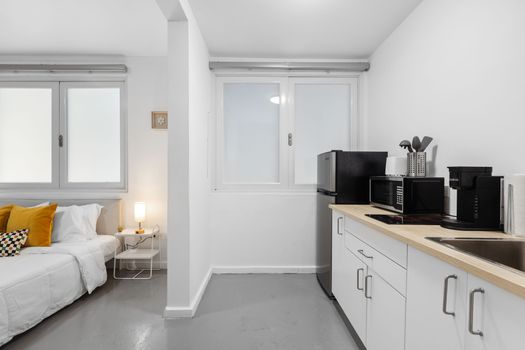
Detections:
[0, 229, 29, 257]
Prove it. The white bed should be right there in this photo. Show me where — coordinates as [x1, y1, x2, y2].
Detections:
[0, 198, 121, 346]
[95, 234, 121, 261]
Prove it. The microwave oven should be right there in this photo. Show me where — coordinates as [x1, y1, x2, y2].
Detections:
[370, 176, 444, 214]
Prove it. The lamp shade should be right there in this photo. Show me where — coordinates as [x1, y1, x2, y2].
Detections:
[134, 202, 146, 223]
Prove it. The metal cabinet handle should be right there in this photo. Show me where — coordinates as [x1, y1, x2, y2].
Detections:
[356, 268, 364, 291]
[468, 288, 485, 337]
[358, 249, 373, 259]
[442, 274, 458, 316]
[364, 275, 372, 299]
[337, 217, 343, 235]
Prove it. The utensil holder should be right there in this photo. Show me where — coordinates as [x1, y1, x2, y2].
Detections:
[407, 152, 426, 177]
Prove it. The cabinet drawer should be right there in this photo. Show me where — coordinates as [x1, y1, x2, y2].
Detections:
[345, 232, 407, 296]
[344, 216, 407, 268]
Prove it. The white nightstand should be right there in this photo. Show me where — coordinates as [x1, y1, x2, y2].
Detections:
[113, 229, 160, 280]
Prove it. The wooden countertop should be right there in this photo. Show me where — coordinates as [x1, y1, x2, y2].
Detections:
[330, 204, 525, 299]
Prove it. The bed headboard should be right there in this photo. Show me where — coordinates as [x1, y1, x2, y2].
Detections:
[0, 198, 121, 235]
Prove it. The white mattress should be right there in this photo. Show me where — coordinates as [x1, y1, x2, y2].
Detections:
[0, 253, 83, 346]
[92, 235, 120, 261]
[0, 235, 116, 346]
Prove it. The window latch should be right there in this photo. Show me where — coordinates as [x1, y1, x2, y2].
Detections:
[58, 134, 63, 147]
[288, 133, 293, 146]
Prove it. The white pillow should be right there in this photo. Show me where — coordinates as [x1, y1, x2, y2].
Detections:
[80, 204, 103, 240]
[52, 205, 87, 242]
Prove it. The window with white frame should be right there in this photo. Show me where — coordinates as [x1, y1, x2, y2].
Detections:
[216, 76, 358, 191]
[0, 81, 126, 190]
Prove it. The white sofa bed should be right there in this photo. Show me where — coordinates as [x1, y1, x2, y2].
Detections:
[0, 199, 121, 346]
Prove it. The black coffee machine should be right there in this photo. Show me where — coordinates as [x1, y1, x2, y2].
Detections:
[441, 167, 503, 231]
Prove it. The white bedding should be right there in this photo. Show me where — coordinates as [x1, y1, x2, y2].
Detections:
[93, 235, 120, 261]
[0, 236, 116, 346]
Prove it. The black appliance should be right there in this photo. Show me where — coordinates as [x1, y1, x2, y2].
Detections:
[369, 176, 444, 214]
[441, 167, 503, 231]
[316, 151, 387, 297]
[366, 214, 443, 225]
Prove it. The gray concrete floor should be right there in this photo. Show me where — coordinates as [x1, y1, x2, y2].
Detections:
[3, 272, 359, 350]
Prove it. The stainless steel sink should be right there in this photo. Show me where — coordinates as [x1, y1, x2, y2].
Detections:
[426, 237, 525, 274]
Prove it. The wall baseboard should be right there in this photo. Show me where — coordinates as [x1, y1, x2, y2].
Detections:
[212, 265, 317, 274]
[163, 305, 194, 318]
[164, 267, 213, 319]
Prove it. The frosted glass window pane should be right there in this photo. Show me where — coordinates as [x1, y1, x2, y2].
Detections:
[223, 83, 280, 183]
[0, 88, 52, 183]
[294, 84, 351, 184]
[67, 88, 121, 183]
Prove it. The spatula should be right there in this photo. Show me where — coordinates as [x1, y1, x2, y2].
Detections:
[420, 136, 433, 152]
[412, 136, 421, 152]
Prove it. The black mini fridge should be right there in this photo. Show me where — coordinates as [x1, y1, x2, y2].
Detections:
[316, 150, 387, 297]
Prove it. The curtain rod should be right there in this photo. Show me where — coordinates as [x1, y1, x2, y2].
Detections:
[0, 64, 127, 74]
[209, 61, 370, 72]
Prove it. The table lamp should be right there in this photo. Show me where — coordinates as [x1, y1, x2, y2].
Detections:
[134, 202, 146, 234]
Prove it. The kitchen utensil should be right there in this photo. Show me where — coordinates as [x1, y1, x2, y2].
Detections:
[420, 136, 433, 152]
[399, 140, 413, 153]
[412, 136, 421, 152]
[385, 156, 408, 176]
[407, 152, 426, 177]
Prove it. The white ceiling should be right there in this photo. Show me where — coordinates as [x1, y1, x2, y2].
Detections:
[0, 0, 422, 59]
[189, 0, 423, 58]
[0, 0, 167, 56]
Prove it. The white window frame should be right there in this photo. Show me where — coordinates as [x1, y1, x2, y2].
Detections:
[60, 81, 127, 191]
[0, 81, 60, 190]
[214, 75, 359, 192]
[216, 76, 289, 191]
[287, 77, 359, 191]
[0, 80, 127, 192]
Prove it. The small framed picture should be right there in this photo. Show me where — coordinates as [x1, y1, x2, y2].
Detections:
[151, 111, 168, 129]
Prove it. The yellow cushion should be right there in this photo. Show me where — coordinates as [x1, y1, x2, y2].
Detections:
[0, 205, 13, 233]
[7, 204, 58, 247]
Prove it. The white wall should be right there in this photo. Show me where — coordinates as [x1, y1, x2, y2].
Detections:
[167, 19, 191, 310]
[210, 193, 317, 271]
[366, 0, 525, 180]
[164, 0, 212, 317]
[188, 14, 213, 302]
[121, 56, 168, 265]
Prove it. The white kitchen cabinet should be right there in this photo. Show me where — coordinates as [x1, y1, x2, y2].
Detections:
[365, 269, 406, 350]
[465, 274, 525, 350]
[334, 211, 525, 350]
[332, 211, 344, 300]
[339, 247, 367, 341]
[345, 232, 407, 296]
[332, 211, 367, 342]
[336, 215, 407, 350]
[406, 247, 468, 350]
[406, 247, 525, 350]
